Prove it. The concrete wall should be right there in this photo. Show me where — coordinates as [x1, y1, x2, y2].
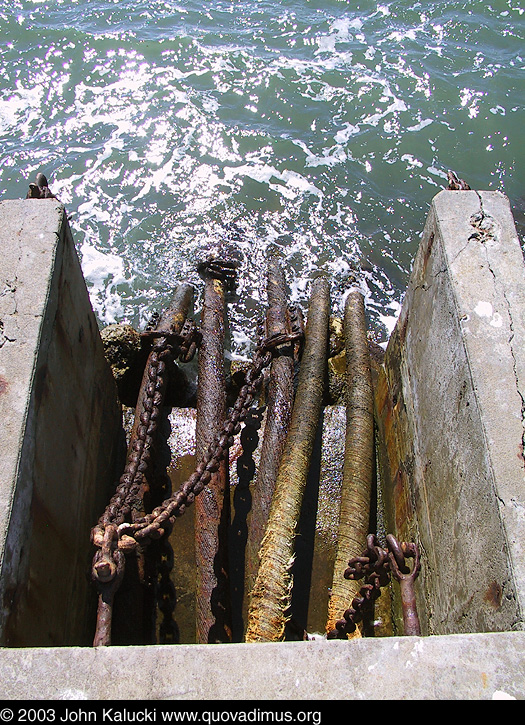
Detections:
[375, 190, 525, 636]
[0, 200, 122, 647]
[0, 632, 523, 700]
[0, 193, 525, 699]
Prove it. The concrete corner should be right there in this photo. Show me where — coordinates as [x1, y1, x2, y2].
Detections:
[376, 190, 525, 636]
[0, 200, 122, 646]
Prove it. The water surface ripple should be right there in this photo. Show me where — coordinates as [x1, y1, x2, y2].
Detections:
[1, 0, 523, 353]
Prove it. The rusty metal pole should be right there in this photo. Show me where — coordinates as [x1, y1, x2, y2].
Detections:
[92, 526, 125, 647]
[245, 276, 330, 643]
[386, 535, 422, 636]
[194, 260, 236, 643]
[91, 283, 194, 647]
[326, 287, 375, 636]
[244, 260, 296, 602]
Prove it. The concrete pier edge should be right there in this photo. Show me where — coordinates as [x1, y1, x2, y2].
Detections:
[0, 632, 524, 700]
[375, 189, 525, 639]
[0, 200, 122, 648]
[1, 193, 525, 699]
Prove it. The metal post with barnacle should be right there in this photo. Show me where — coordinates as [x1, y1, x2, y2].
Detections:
[245, 276, 330, 643]
[326, 285, 375, 637]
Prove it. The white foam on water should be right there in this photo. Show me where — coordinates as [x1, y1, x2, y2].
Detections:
[1, 0, 519, 356]
[334, 123, 359, 144]
[378, 300, 402, 340]
[79, 241, 132, 325]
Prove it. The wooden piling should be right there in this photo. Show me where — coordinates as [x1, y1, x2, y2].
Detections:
[326, 288, 375, 636]
[244, 260, 295, 606]
[245, 276, 330, 643]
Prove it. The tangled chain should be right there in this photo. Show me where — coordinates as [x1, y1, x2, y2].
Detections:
[91, 320, 201, 560]
[92, 322, 304, 588]
[118, 329, 303, 546]
[327, 533, 420, 639]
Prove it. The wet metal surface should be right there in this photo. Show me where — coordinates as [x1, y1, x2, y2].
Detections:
[245, 276, 330, 642]
[307, 406, 345, 635]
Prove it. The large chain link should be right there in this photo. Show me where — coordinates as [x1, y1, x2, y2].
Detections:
[327, 533, 421, 639]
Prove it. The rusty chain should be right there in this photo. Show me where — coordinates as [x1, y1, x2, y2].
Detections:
[327, 533, 421, 639]
[91, 286, 421, 644]
[92, 321, 201, 531]
[91, 311, 304, 622]
[117, 327, 303, 546]
[91, 320, 201, 584]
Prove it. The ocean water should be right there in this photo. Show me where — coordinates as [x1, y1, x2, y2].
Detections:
[0, 0, 523, 355]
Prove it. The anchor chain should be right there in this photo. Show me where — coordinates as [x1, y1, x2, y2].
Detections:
[91, 307, 304, 644]
[91, 316, 202, 647]
[91, 320, 201, 543]
[118, 327, 303, 546]
[327, 533, 421, 639]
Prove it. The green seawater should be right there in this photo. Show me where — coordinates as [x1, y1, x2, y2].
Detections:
[0, 0, 523, 353]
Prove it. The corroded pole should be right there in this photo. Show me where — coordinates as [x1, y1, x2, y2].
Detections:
[244, 260, 296, 602]
[194, 260, 235, 643]
[245, 276, 330, 642]
[326, 287, 375, 636]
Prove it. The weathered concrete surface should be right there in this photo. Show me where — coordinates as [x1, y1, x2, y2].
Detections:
[0, 200, 122, 646]
[1, 193, 525, 699]
[0, 632, 523, 700]
[375, 190, 525, 635]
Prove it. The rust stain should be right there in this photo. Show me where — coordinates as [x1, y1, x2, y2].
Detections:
[484, 581, 503, 610]
[374, 379, 391, 428]
[393, 471, 409, 528]
[0, 376, 7, 394]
